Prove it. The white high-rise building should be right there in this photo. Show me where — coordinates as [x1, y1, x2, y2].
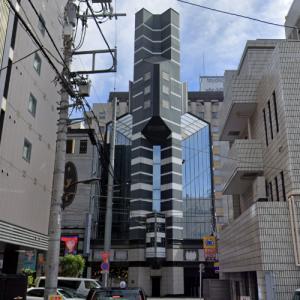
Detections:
[0, 0, 65, 274]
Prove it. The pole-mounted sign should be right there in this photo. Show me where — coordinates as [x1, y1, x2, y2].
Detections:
[62, 161, 78, 209]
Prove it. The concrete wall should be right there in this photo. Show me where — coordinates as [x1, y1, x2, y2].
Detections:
[220, 201, 300, 300]
[0, 0, 66, 246]
[128, 266, 184, 297]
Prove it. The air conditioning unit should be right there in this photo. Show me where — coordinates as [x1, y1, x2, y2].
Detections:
[252, 176, 267, 202]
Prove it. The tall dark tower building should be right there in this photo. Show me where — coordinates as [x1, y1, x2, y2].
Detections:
[94, 8, 215, 297]
[129, 8, 185, 295]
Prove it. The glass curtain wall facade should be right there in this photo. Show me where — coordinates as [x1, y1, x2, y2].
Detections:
[99, 114, 132, 243]
[152, 145, 161, 212]
[182, 114, 213, 239]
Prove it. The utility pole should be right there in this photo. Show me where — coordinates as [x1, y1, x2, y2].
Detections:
[44, 1, 76, 299]
[103, 96, 117, 287]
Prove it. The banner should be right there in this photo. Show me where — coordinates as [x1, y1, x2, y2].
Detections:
[61, 236, 78, 255]
[203, 236, 216, 249]
[23, 250, 36, 270]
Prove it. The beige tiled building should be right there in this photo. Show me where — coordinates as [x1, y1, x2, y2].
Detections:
[218, 38, 300, 299]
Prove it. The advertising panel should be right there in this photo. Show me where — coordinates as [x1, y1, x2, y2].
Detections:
[203, 235, 217, 261]
[61, 236, 78, 255]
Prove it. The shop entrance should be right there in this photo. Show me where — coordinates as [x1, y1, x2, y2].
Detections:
[184, 267, 199, 297]
[151, 276, 161, 297]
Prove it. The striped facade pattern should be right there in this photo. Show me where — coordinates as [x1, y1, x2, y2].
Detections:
[130, 9, 183, 245]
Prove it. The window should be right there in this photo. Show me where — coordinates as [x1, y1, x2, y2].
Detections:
[144, 72, 151, 81]
[268, 182, 273, 201]
[0, 109, 5, 144]
[212, 133, 219, 141]
[198, 111, 204, 119]
[162, 71, 170, 81]
[38, 14, 46, 36]
[79, 139, 88, 154]
[213, 146, 220, 155]
[153, 145, 161, 212]
[263, 109, 268, 146]
[3, 59, 12, 98]
[28, 93, 37, 117]
[33, 53, 42, 75]
[27, 289, 44, 297]
[280, 171, 286, 202]
[144, 85, 150, 95]
[22, 138, 32, 162]
[213, 160, 220, 168]
[212, 126, 219, 133]
[99, 111, 106, 119]
[212, 112, 218, 119]
[275, 176, 279, 201]
[85, 280, 99, 289]
[162, 85, 169, 95]
[57, 279, 80, 289]
[162, 99, 170, 109]
[265, 180, 269, 197]
[273, 91, 279, 132]
[144, 100, 151, 109]
[66, 139, 75, 154]
[267, 100, 273, 139]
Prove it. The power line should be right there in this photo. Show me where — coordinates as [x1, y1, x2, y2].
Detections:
[177, 0, 300, 31]
[5, 0, 75, 97]
[6, 1, 118, 183]
[0, 49, 40, 73]
[84, 0, 115, 65]
[81, 103, 117, 182]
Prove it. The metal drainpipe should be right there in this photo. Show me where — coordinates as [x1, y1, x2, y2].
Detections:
[288, 195, 300, 266]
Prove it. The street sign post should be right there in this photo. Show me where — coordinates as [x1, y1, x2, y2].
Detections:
[101, 262, 109, 273]
[100, 251, 110, 262]
[199, 263, 204, 300]
[100, 251, 110, 274]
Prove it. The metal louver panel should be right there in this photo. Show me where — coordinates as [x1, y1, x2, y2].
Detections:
[0, 221, 48, 250]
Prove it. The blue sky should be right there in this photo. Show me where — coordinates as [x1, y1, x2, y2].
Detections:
[72, 0, 294, 105]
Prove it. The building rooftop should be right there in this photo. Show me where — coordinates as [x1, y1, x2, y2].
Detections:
[108, 92, 129, 102]
[107, 91, 224, 103]
[188, 91, 224, 102]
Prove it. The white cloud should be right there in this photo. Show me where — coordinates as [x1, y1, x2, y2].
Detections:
[73, 0, 294, 103]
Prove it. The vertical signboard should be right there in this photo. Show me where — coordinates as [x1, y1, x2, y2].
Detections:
[203, 235, 217, 261]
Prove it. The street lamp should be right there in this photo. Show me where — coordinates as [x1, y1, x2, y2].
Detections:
[62, 177, 101, 209]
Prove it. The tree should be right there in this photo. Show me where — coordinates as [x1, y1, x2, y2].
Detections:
[22, 268, 35, 287]
[60, 255, 85, 277]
